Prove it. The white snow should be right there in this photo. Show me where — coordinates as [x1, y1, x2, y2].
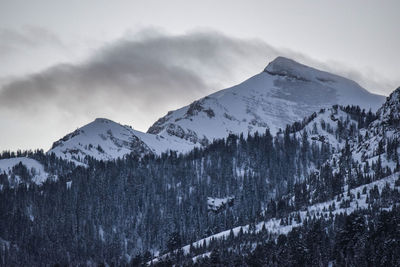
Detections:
[207, 196, 234, 212]
[66, 181, 72, 189]
[0, 157, 49, 185]
[48, 118, 198, 162]
[133, 129, 199, 155]
[99, 226, 105, 242]
[49, 118, 135, 161]
[192, 252, 211, 263]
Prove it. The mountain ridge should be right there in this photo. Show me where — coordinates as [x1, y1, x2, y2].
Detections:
[49, 57, 386, 162]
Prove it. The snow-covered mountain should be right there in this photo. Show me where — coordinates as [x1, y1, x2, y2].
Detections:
[49, 57, 385, 161]
[148, 57, 385, 145]
[48, 118, 196, 162]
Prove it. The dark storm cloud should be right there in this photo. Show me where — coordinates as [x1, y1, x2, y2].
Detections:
[0, 30, 282, 120]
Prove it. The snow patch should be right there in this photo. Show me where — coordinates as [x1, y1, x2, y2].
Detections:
[207, 196, 235, 212]
[0, 157, 49, 185]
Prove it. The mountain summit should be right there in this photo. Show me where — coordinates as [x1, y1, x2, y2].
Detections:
[148, 57, 385, 144]
[49, 118, 196, 163]
[49, 57, 386, 161]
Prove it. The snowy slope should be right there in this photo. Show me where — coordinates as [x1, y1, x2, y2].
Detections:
[148, 57, 385, 145]
[0, 157, 49, 185]
[372, 86, 400, 129]
[346, 87, 400, 173]
[286, 107, 359, 149]
[48, 118, 197, 161]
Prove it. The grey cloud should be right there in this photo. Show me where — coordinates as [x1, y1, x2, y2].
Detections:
[0, 26, 64, 56]
[0, 26, 72, 80]
[320, 62, 399, 96]
[0, 30, 282, 129]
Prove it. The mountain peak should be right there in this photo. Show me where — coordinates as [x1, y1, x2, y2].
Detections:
[375, 87, 400, 128]
[390, 86, 400, 98]
[93, 118, 113, 123]
[265, 56, 303, 71]
[381, 86, 400, 109]
[264, 56, 323, 82]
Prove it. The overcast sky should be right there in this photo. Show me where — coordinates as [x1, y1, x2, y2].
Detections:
[0, 0, 399, 151]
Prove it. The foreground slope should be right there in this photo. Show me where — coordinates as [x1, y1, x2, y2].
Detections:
[150, 172, 400, 265]
[148, 57, 385, 145]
